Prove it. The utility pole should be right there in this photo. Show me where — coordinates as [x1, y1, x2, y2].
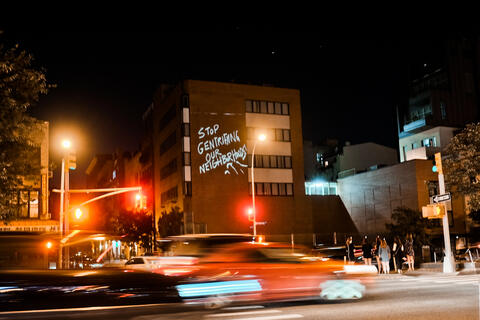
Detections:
[435, 152, 455, 273]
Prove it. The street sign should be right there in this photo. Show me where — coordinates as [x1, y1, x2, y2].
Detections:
[433, 193, 451, 203]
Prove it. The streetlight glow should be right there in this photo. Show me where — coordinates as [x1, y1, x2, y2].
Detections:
[61, 139, 72, 149]
[75, 208, 83, 220]
[258, 134, 266, 141]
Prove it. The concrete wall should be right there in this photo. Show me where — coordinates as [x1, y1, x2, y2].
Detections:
[338, 142, 398, 173]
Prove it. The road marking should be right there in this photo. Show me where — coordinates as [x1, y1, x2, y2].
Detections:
[230, 315, 303, 320]
[223, 305, 265, 310]
[0, 303, 170, 315]
[205, 310, 281, 317]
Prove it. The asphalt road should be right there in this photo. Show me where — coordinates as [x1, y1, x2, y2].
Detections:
[2, 273, 479, 320]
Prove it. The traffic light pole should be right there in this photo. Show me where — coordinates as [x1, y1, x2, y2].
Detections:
[437, 157, 455, 273]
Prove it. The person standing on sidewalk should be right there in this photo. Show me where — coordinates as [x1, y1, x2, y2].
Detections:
[362, 236, 373, 265]
[374, 235, 382, 273]
[392, 236, 404, 273]
[346, 236, 355, 264]
[404, 234, 415, 271]
[379, 239, 391, 274]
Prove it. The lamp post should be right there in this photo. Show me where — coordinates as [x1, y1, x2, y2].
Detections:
[250, 134, 266, 237]
[58, 139, 72, 269]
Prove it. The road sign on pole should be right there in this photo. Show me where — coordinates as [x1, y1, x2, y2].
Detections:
[433, 193, 451, 203]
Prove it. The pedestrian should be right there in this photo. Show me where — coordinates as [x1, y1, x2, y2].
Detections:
[346, 236, 355, 264]
[379, 238, 391, 274]
[374, 235, 382, 273]
[392, 236, 404, 273]
[362, 236, 373, 265]
[405, 234, 415, 271]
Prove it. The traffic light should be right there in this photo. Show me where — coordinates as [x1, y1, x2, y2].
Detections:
[134, 193, 147, 211]
[68, 151, 76, 170]
[75, 208, 83, 220]
[434, 152, 443, 174]
[247, 208, 254, 222]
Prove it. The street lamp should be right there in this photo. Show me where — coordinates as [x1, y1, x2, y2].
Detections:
[250, 133, 266, 237]
[59, 139, 72, 269]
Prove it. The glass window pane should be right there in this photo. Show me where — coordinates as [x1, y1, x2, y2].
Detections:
[183, 123, 190, 137]
[268, 102, 274, 114]
[283, 129, 291, 141]
[285, 156, 292, 168]
[260, 101, 267, 114]
[279, 183, 286, 196]
[277, 156, 285, 168]
[264, 183, 271, 195]
[29, 191, 39, 218]
[183, 152, 191, 165]
[282, 103, 289, 115]
[255, 155, 262, 167]
[256, 183, 264, 196]
[253, 101, 260, 113]
[271, 183, 279, 196]
[262, 155, 270, 168]
[275, 129, 283, 141]
[246, 100, 252, 113]
[247, 155, 252, 167]
[275, 102, 282, 114]
[286, 183, 293, 195]
[270, 155, 277, 168]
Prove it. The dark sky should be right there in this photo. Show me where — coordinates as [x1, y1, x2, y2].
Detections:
[0, 26, 470, 187]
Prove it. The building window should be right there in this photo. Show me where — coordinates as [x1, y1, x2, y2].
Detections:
[159, 131, 176, 156]
[160, 159, 177, 180]
[252, 183, 293, 196]
[181, 94, 190, 108]
[440, 101, 447, 120]
[182, 152, 191, 166]
[247, 155, 292, 169]
[245, 100, 290, 115]
[184, 181, 192, 196]
[161, 186, 178, 205]
[182, 123, 190, 137]
[158, 105, 176, 132]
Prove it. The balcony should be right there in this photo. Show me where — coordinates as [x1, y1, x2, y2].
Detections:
[405, 146, 441, 161]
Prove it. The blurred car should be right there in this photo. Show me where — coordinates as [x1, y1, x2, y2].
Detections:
[0, 269, 182, 311]
[176, 241, 377, 308]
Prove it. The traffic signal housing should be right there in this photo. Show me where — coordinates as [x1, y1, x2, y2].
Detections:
[247, 208, 254, 222]
[434, 152, 443, 174]
[67, 151, 76, 170]
[422, 204, 446, 219]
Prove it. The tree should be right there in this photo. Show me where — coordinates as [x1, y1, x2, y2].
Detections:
[157, 206, 184, 238]
[111, 208, 154, 252]
[443, 122, 480, 222]
[0, 41, 49, 220]
[385, 206, 434, 250]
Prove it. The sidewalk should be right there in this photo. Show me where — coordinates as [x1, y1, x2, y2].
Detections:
[404, 261, 480, 276]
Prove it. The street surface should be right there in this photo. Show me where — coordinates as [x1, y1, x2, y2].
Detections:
[1, 273, 479, 320]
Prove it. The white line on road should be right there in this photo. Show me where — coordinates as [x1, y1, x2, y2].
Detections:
[0, 303, 171, 315]
[230, 314, 304, 320]
[222, 305, 265, 311]
[205, 310, 281, 317]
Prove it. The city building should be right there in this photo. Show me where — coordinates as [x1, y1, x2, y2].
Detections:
[397, 32, 480, 161]
[337, 159, 467, 239]
[0, 120, 56, 232]
[146, 80, 310, 242]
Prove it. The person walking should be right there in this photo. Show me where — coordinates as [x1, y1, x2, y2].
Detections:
[392, 236, 404, 273]
[374, 235, 382, 273]
[405, 234, 415, 271]
[379, 238, 391, 274]
[346, 236, 355, 264]
[362, 236, 373, 265]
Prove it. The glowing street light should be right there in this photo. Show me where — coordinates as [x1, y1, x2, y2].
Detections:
[250, 133, 266, 237]
[75, 208, 83, 220]
[61, 139, 72, 149]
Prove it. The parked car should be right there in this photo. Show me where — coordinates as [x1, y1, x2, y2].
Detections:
[175, 241, 377, 309]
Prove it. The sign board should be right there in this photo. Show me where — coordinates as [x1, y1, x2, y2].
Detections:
[433, 193, 451, 203]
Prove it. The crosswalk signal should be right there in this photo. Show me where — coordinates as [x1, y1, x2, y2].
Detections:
[67, 151, 76, 170]
[422, 204, 445, 219]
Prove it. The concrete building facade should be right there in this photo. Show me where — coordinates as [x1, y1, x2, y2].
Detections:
[149, 80, 310, 241]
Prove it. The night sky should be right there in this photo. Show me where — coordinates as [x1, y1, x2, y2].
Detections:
[1, 26, 475, 187]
